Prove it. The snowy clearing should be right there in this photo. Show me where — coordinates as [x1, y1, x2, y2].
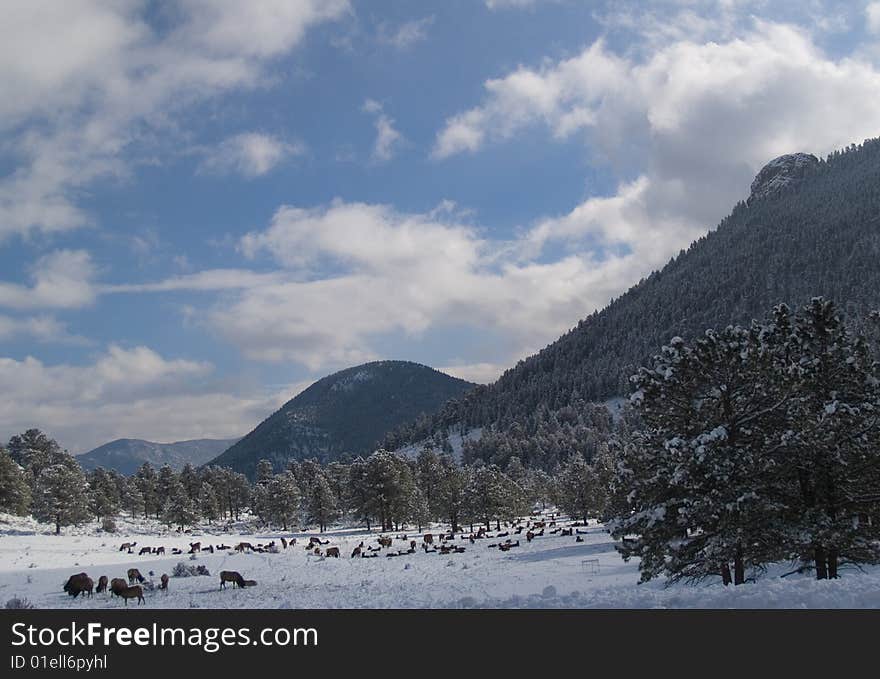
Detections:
[2, 511, 878, 609]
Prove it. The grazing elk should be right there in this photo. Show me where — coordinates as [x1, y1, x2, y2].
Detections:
[109, 578, 128, 597]
[118, 585, 145, 606]
[63, 573, 93, 599]
[127, 568, 145, 585]
[409, 540, 417, 550]
[220, 571, 247, 589]
[378, 536, 392, 548]
[96, 575, 108, 594]
[189, 542, 201, 553]
[119, 542, 136, 552]
[560, 528, 573, 537]
[139, 547, 152, 556]
[153, 546, 166, 555]
[159, 574, 169, 592]
[235, 542, 253, 553]
[576, 536, 584, 543]
[423, 533, 434, 545]
[171, 548, 183, 555]
[351, 545, 362, 558]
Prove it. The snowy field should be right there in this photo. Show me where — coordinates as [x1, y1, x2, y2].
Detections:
[2, 511, 879, 609]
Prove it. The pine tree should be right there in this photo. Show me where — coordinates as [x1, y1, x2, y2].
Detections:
[0, 447, 30, 515]
[199, 481, 219, 524]
[121, 478, 143, 518]
[31, 453, 91, 534]
[162, 480, 197, 531]
[88, 467, 120, 521]
[306, 474, 338, 533]
[557, 454, 601, 525]
[135, 463, 159, 519]
[267, 472, 300, 530]
[156, 465, 177, 517]
[780, 299, 880, 578]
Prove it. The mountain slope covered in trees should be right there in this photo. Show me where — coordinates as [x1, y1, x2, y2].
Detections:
[76, 438, 239, 476]
[384, 138, 880, 458]
[208, 361, 475, 477]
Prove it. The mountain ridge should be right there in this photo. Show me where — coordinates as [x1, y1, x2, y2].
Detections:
[207, 360, 475, 477]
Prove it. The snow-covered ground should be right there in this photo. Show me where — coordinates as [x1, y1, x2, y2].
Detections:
[2, 511, 879, 609]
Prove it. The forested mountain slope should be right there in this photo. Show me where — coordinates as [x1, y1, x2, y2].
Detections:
[383, 139, 880, 456]
[208, 361, 475, 477]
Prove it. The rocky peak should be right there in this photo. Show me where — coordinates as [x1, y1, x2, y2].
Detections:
[748, 152, 819, 205]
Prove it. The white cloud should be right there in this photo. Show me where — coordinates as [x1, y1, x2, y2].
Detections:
[0, 0, 350, 241]
[377, 16, 434, 49]
[0, 344, 292, 453]
[198, 132, 303, 177]
[868, 2, 880, 33]
[362, 100, 404, 162]
[434, 20, 880, 265]
[0, 250, 96, 310]
[0, 315, 88, 345]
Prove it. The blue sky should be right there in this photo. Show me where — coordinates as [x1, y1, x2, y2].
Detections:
[3, 0, 880, 452]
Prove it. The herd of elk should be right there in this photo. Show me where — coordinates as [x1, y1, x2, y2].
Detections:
[64, 571, 151, 605]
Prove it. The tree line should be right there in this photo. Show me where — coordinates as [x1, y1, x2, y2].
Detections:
[0, 431, 607, 536]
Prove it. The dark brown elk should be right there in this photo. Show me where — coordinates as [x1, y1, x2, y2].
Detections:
[96, 575, 108, 594]
[63, 573, 93, 599]
[220, 571, 247, 589]
[127, 568, 145, 584]
[139, 546, 151, 555]
[313, 547, 322, 556]
[203, 545, 214, 554]
[153, 546, 165, 555]
[189, 542, 201, 553]
[118, 585, 144, 605]
[351, 546, 362, 558]
[423, 533, 434, 545]
[560, 528, 573, 536]
[576, 536, 584, 543]
[409, 540, 417, 550]
[378, 536, 392, 548]
[498, 541, 520, 552]
[235, 542, 253, 552]
[325, 547, 340, 558]
[159, 574, 169, 592]
[109, 578, 127, 597]
[281, 537, 288, 549]
[171, 548, 183, 555]
[119, 542, 136, 552]
[526, 531, 535, 543]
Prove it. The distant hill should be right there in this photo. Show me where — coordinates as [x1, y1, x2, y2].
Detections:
[207, 360, 475, 478]
[382, 137, 880, 468]
[77, 438, 240, 475]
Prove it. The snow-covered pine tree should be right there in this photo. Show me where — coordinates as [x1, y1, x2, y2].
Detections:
[267, 471, 300, 530]
[613, 316, 794, 585]
[87, 467, 120, 522]
[306, 473, 338, 533]
[0, 447, 30, 515]
[120, 477, 143, 518]
[134, 463, 159, 519]
[31, 453, 91, 534]
[162, 480, 197, 530]
[780, 299, 880, 578]
[198, 481, 219, 524]
[557, 453, 601, 525]
[156, 465, 177, 517]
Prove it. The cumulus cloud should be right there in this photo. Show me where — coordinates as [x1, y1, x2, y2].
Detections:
[0, 345, 291, 452]
[0, 250, 96, 310]
[198, 132, 303, 177]
[377, 16, 434, 49]
[362, 100, 404, 162]
[868, 2, 880, 34]
[0, 0, 349, 241]
[0, 315, 88, 345]
[434, 19, 880, 282]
